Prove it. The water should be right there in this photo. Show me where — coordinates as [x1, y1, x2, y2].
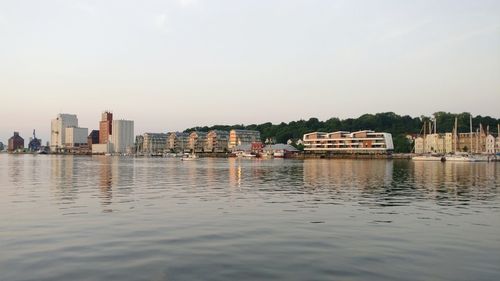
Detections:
[1, 155, 499, 281]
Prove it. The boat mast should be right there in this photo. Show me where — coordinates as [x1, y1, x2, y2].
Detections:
[470, 114, 473, 153]
[454, 117, 458, 153]
[423, 120, 426, 153]
[476, 128, 479, 153]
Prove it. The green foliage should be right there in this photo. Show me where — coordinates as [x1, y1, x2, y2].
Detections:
[393, 134, 412, 153]
[184, 112, 500, 153]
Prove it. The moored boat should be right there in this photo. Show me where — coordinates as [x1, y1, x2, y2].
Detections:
[412, 154, 445, 161]
[181, 153, 198, 161]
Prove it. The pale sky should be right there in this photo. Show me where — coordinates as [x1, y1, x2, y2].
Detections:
[1, 0, 499, 143]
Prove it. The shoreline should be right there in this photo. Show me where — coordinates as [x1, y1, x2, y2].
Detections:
[1, 151, 412, 160]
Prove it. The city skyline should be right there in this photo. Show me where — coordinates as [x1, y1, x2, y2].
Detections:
[1, 0, 499, 142]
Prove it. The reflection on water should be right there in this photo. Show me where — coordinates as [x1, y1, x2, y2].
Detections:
[1, 155, 499, 281]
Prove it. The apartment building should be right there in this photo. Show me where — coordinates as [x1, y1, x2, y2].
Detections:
[206, 130, 230, 152]
[143, 133, 168, 154]
[303, 130, 394, 154]
[188, 131, 208, 153]
[166, 132, 190, 153]
[228, 129, 261, 149]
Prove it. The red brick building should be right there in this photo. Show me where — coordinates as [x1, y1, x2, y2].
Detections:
[8, 132, 24, 152]
[99, 111, 113, 144]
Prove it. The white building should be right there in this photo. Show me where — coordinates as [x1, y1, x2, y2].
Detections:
[303, 130, 394, 154]
[415, 133, 455, 154]
[51, 114, 78, 152]
[111, 120, 134, 154]
[414, 137, 424, 154]
[92, 143, 112, 154]
[65, 127, 89, 147]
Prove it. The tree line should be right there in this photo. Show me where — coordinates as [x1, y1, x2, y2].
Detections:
[185, 112, 500, 153]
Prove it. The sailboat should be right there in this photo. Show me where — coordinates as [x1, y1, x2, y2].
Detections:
[412, 119, 446, 161]
[445, 114, 480, 162]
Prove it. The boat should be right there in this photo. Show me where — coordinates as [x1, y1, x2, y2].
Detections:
[445, 114, 487, 162]
[445, 153, 479, 162]
[235, 151, 256, 158]
[181, 152, 198, 161]
[258, 152, 273, 159]
[412, 119, 445, 161]
[273, 151, 285, 158]
[412, 154, 445, 161]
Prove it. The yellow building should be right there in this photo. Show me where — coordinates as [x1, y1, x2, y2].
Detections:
[228, 130, 261, 149]
[166, 132, 189, 153]
[189, 131, 208, 152]
[206, 130, 230, 152]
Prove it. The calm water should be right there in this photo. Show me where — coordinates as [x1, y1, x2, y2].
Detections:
[1, 155, 499, 281]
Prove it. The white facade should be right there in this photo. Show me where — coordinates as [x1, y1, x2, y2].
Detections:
[303, 130, 394, 153]
[51, 114, 78, 152]
[111, 120, 134, 154]
[65, 127, 89, 147]
[92, 143, 111, 154]
[414, 137, 424, 154]
[415, 133, 455, 154]
[424, 134, 447, 154]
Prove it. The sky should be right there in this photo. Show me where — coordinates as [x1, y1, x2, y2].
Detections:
[0, 0, 499, 143]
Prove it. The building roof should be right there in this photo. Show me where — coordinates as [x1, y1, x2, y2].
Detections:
[263, 144, 299, 152]
[232, 144, 252, 151]
[231, 129, 260, 134]
[208, 130, 230, 136]
[190, 131, 208, 137]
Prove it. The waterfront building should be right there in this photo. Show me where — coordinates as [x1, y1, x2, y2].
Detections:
[457, 132, 486, 153]
[228, 130, 261, 149]
[415, 133, 461, 154]
[414, 137, 425, 154]
[444, 133, 454, 153]
[28, 130, 42, 152]
[65, 127, 89, 147]
[263, 144, 299, 158]
[87, 130, 100, 150]
[0, 141, 4, 151]
[422, 134, 456, 154]
[303, 130, 394, 154]
[99, 111, 113, 144]
[111, 120, 134, 154]
[166, 132, 189, 153]
[51, 114, 78, 152]
[8, 132, 24, 152]
[188, 131, 208, 153]
[92, 143, 111, 154]
[135, 135, 144, 153]
[142, 133, 168, 154]
[206, 130, 230, 152]
[486, 135, 496, 154]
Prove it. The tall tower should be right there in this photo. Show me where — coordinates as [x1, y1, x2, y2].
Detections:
[99, 111, 113, 144]
[111, 119, 134, 153]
